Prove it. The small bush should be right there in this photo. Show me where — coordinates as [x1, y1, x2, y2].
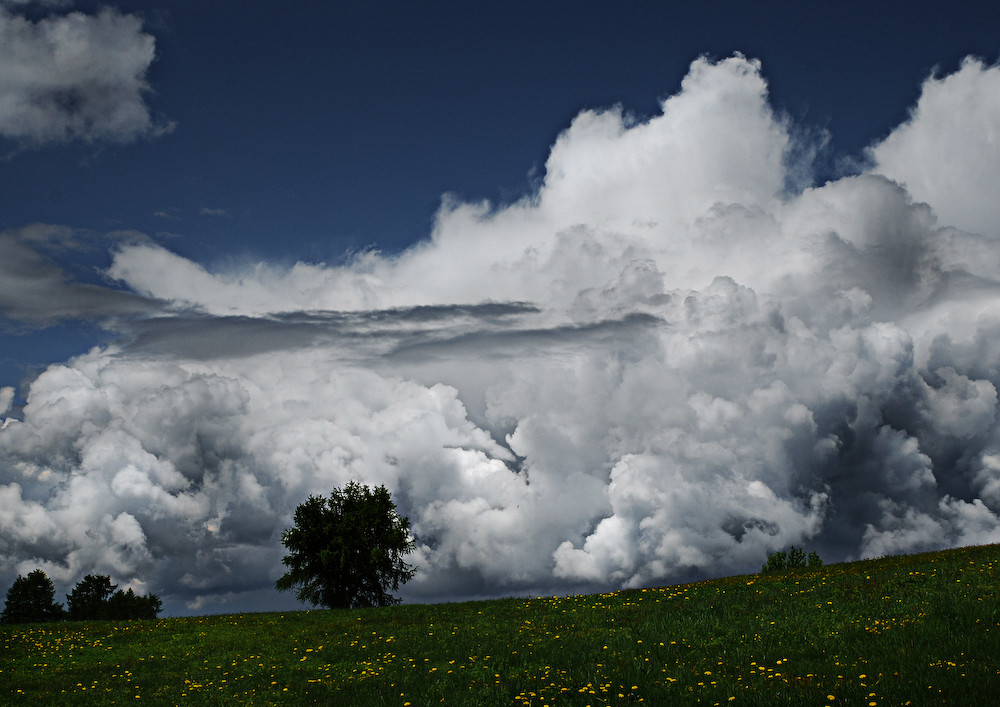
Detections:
[762, 546, 822, 573]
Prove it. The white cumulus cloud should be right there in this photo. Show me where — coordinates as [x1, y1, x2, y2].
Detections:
[3, 54, 1000, 614]
[869, 57, 1000, 237]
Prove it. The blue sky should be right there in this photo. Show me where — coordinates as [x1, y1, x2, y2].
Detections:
[2, 0, 1000, 615]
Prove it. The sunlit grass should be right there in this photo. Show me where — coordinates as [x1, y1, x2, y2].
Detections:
[2, 543, 998, 704]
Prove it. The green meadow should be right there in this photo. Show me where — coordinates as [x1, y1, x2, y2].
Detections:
[2, 544, 998, 706]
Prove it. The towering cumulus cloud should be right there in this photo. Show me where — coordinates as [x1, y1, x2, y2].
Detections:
[3, 55, 1000, 613]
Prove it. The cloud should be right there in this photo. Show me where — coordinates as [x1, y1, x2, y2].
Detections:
[0, 386, 12, 416]
[108, 55, 792, 315]
[0, 5, 172, 145]
[0, 1, 73, 7]
[0, 225, 161, 324]
[869, 57, 1000, 237]
[4, 54, 1000, 614]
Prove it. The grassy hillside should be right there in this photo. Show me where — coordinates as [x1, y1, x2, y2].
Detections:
[2, 543, 998, 705]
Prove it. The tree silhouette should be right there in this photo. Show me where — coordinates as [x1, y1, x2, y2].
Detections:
[1, 569, 64, 624]
[66, 574, 162, 621]
[66, 574, 116, 620]
[106, 587, 162, 620]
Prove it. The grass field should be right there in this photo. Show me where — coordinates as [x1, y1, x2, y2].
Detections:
[2, 543, 998, 705]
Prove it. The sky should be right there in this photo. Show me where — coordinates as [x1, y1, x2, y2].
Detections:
[1, 0, 1000, 616]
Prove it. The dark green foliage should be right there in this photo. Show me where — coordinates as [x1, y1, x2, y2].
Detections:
[762, 549, 787, 573]
[276, 481, 416, 609]
[788, 545, 805, 568]
[761, 545, 822, 573]
[66, 574, 162, 621]
[106, 587, 163, 620]
[67, 574, 116, 620]
[1, 569, 64, 624]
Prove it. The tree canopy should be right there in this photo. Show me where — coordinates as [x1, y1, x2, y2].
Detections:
[276, 481, 416, 609]
[1, 569, 64, 624]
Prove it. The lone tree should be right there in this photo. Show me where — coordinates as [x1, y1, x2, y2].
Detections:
[1, 569, 64, 624]
[276, 481, 416, 609]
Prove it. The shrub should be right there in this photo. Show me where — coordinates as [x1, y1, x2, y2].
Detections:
[761, 546, 822, 574]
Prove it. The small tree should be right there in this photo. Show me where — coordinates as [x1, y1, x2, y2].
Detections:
[761, 549, 788, 573]
[1, 569, 64, 624]
[276, 481, 416, 609]
[787, 546, 806, 569]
